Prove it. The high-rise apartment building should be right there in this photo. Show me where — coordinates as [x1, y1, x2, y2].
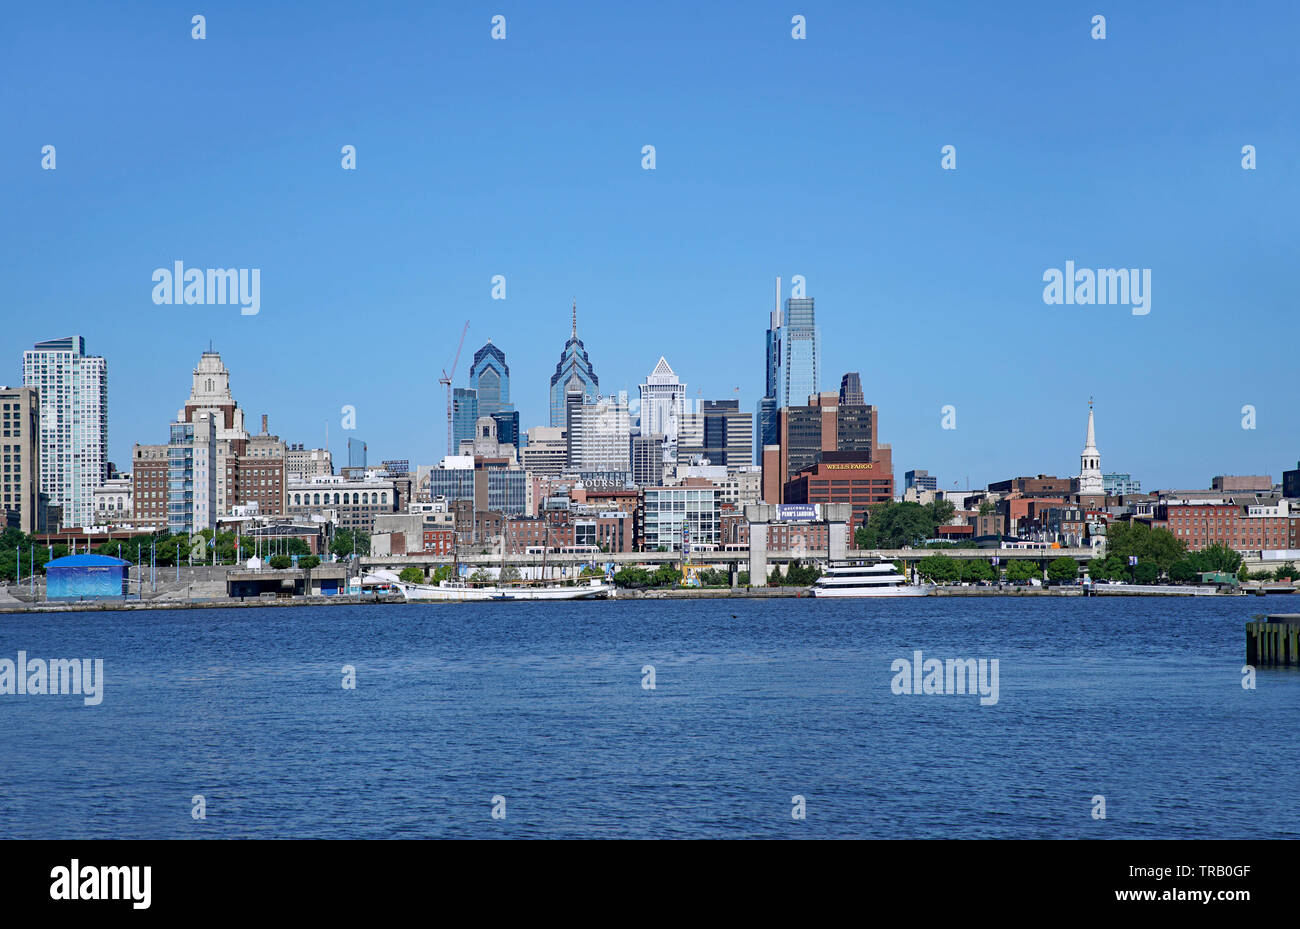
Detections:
[549, 301, 600, 426]
[167, 411, 217, 536]
[452, 387, 478, 454]
[22, 336, 108, 528]
[0, 386, 41, 533]
[630, 433, 667, 487]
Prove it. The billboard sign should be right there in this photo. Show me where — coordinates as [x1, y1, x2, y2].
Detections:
[777, 504, 818, 522]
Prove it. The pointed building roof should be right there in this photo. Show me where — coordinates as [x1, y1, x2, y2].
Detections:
[1083, 399, 1098, 454]
[651, 356, 675, 377]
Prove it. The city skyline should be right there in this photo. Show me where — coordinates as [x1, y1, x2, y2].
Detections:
[4, 2, 1296, 488]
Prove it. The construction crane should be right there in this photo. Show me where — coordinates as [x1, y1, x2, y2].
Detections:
[440, 320, 470, 456]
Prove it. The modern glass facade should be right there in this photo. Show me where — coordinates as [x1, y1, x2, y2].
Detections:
[452, 388, 478, 453]
[347, 437, 367, 469]
[781, 297, 819, 408]
[167, 423, 195, 536]
[549, 302, 600, 426]
[643, 487, 720, 551]
[490, 410, 520, 450]
[469, 341, 512, 418]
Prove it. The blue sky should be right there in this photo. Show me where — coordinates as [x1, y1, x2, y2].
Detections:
[3, 1, 1297, 489]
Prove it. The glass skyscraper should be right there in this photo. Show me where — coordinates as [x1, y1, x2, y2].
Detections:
[781, 297, 819, 408]
[451, 387, 478, 454]
[469, 340, 512, 418]
[549, 301, 599, 427]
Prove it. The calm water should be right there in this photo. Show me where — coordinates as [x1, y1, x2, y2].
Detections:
[2, 596, 1297, 839]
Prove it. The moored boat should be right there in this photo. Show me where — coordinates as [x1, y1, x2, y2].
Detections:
[395, 577, 614, 602]
[809, 561, 933, 597]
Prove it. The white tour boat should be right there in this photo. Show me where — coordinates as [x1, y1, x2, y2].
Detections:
[394, 576, 614, 602]
[809, 561, 933, 598]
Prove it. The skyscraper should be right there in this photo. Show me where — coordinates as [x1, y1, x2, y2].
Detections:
[22, 336, 108, 528]
[638, 357, 685, 460]
[839, 372, 864, 405]
[549, 301, 600, 427]
[469, 340, 512, 418]
[452, 387, 478, 453]
[756, 277, 783, 457]
[678, 400, 753, 471]
[347, 436, 367, 469]
[0, 386, 41, 533]
[781, 296, 819, 407]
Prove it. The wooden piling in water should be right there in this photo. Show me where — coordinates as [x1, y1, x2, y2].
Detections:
[1248, 617, 1300, 667]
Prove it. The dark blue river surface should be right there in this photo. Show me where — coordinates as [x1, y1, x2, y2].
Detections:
[2, 596, 1297, 839]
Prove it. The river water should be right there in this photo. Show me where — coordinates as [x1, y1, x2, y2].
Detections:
[1, 596, 1296, 838]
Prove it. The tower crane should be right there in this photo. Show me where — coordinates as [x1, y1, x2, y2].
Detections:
[440, 320, 470, 455]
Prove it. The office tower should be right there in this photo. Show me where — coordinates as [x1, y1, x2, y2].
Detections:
[167, 411, 217, 536]
[521, 427, 567, 477]
[756, 277, 783, 458]
[452, 387, 478, 454]
[769, 392, 892, 497]
[569, 393, 632, 474]
[631, 433, 667, 487]
[469, 340, 512, 418]
[490, 410, 520, 451]
[839, 372, 864, 405]
[0, 386, 41, 533]
[781, 296, 819, 407]
[549, 301, 600, 426]
[678, 400, 753, 471]
[638, 357, 685, 459]
[22, 336, 108, 529]
[347, 437, 367, 470]
[905, 469, 938, 492]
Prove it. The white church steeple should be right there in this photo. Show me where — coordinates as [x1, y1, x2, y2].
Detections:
[1078, 399, 1104, 497]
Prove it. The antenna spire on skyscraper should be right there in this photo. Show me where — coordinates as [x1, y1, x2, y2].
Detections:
[571, 299, 578, 340]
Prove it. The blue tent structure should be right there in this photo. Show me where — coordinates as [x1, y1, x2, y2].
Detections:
[45, 554, 130, 600]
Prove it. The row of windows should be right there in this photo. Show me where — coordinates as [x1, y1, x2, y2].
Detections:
[292, 491, 389, 506]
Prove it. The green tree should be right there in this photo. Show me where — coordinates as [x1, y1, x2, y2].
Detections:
[613, 566, 651, 588]
[1186, 543, 1241, 575]
[650, 564, 682, 587]
[1274, 562, 1297, 582]
[1005, 560, 1038, 583]
[267, 555, 292, 570]
[924, 499, 956, 530]
[331, 529, 370, 558]
[431, 565, 454, 584]
[1106, 521, 1186, 574]
[962, 559, 996, 582]
[916, 554, 960, 583]
[1237, 564, 1250, 583]
[500, 564, 522, 583]
[1133, 561, 1159, 584]
[1169, 560, 1197, 583]
[398, 566, 424, 584]
[298, 555, 321, 571]
[469, 568, 492, 585]
[1046, 556, 1078, 585]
